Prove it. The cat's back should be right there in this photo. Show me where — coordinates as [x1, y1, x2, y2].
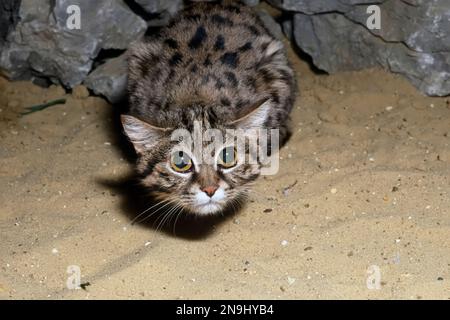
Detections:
[128, 1, 295, 129]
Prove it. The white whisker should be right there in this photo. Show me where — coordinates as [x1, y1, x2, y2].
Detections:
[156, 203, 182, 231]
[172, 206, 185, 235]
[129, 197, 172, 226]
[137, 198, 178, 225]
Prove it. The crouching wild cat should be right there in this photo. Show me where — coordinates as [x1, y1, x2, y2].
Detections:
[121, 1, 296, 216]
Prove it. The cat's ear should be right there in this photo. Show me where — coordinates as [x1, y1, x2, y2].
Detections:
[121, 115, 166, 154]
[229, 99, 271, 129]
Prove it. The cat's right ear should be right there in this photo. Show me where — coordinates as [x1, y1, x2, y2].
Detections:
[121, 115, 166, 154]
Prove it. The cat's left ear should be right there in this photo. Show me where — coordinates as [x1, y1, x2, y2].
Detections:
[121, 115, 167, 154]
[229, 99, 271, 129]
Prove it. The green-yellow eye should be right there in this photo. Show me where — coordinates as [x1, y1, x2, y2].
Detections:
[170, 151, 193, 173]
[218, 146, 238, 169]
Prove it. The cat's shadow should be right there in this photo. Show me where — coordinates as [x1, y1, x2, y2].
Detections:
[98, 175, 240, 240]
[96, 101, 239, 240]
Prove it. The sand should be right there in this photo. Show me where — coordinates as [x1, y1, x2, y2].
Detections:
[0, 45, 449, 300]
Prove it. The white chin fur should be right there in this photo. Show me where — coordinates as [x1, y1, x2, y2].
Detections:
[196, 203, 223, 215]
[194, 187, 226, 215]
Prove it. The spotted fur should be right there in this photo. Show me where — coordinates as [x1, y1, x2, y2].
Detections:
[123, 1, 296, 217]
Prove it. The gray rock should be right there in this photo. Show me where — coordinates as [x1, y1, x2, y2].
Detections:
[133, 0, 183, 26]
[1, 0, 448, 98]
[0, 0, 21, 48]
[135, 0, 182, 14]
[242, 0, 260, 6]
[256, 9, 283, 40]
[84, 53, 128, 104]
[267, 0, 345, 14]
[293, 13, 377, 72]
[290, 0, 450, 96]
[281, 16, 293, 41]
[0, 0, 146, 88]
[267, 0, 386, 14]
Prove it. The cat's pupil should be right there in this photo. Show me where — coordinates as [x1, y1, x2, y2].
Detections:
[221, 147, 235, 164]
[174, 151, 188, 167]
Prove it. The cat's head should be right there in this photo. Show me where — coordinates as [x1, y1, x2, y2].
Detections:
[121, 100, 273, 215]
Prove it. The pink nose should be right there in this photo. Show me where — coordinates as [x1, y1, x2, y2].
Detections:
[202, 185, 218, 197]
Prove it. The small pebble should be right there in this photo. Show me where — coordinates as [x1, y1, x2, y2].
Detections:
[72, 85, 90, 99]
[281, 240, 289, 246]
[47, 84, 66, 97]
[51, 248, 58, 254]
[330, 188, 337, 194]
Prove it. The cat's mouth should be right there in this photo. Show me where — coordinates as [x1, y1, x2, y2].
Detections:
[195, 200, 223, 215]
[192, 187, 226, 215]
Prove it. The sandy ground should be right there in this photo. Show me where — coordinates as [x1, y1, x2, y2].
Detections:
[0, 43, 449, 299]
